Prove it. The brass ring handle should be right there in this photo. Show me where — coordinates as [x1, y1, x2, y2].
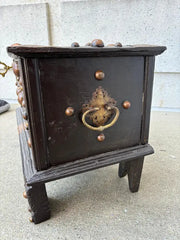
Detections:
[82, 106, 120, 131]
[0, 61, 12, 77]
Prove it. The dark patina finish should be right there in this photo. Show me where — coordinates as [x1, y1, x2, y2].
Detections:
[7, 42, 166, 223]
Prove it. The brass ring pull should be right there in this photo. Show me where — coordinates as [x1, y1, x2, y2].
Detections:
[82, 106, 120, 132]
[0, 61, 12, 77]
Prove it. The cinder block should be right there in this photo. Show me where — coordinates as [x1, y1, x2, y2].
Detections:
[0, 3, 50, 100]
[59, 0, 180, 73]
[152, 73, 180, 109]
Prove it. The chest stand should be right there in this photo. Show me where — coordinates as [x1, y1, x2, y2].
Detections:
[118, 157, 144, 193]
[17, 107, 153, 223]
[25, 184, 50, 224]
[17, 109, 50, 223]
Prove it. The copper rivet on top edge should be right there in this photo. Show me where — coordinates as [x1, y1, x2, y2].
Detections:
[11, 43, 21, 47]
[115, 42, 122, 47]
[85, 42, 91, 46]
[91, 39, 104, 47]
[107, 44, 115, 47]
[71, 42, 80, 47]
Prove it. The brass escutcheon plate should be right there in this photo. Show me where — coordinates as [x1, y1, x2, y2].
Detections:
[82, 86, 119, 131]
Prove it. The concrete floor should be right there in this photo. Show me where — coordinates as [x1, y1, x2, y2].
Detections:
[0, 104, 180, 240]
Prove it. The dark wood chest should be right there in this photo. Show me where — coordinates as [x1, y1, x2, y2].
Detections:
[7, 41, 166, 223]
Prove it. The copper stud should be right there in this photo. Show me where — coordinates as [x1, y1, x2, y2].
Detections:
[12, 61, 20, 77]
[122, 100, 131, 109]
[95, 70, 105, 80]
[18, 92, 24, 105]
[23, 191, 27, 199]
[65, 107, 74, 116]
[16, 86, 23, 95]
[28, 138, 32, 148]
[11, 43, 21, 47]
[22, 100, 26, 107]
[24, 121, 29, 130]
[19, 78, 23, 86]
[29, 217, 33, 223]
[97, 133, 105, 142]
[22, 112, 28, 120]
[71, 42, 80, 47]
[107, 44, 115, 47]
[115, 42, 122, 47]
[91, 39, 104, 47]
[18, 124, 24, 134]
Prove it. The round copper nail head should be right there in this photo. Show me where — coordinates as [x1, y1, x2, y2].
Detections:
[28, 138, 32, 148]
[95, 70, 105, 80]
[29, 217, 33, 223]
[122, 100, 131, 109]
[85, 42, 91, 46]
[97, 133, 105, 142]
[65, 107, 74, 116]
[19, 78, 23, 86]
[22, 112, 28, 120]
[115, 42, 122, 47]
[107, 44, 115, 47]
[12, 61, 20, 77]
[11, 43, 21, 47]
[91, 39, 104, 47]
[23, 191, 27, 199]
[16, 86, 23, 95]
[24, 121, 29, 129]
[71, 42, 80, 47]
[18, 92, 24, 105]
[22, 100, 26, 107]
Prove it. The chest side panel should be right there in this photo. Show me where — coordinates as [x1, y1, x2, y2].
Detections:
[39, 56, 144, 165]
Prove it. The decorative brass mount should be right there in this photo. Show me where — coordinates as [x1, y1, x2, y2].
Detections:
[0, 61, 12, 77]
[82, 86, 120, 131]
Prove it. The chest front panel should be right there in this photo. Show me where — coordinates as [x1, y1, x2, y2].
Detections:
[34, 56, 144, 165]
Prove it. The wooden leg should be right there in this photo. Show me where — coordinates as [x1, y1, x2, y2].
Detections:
[127, 157, 144, 193]
[118, 161, 129, 178]
[118, 157, 144, 193]
[25, 183, 50, 224]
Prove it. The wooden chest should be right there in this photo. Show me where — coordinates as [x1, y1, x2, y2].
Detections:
[7, 40, 166, 223]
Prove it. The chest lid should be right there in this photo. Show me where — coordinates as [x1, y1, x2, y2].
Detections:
[7, 39, 166, 58]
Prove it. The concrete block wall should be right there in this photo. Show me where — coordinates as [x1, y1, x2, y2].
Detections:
[0, 0, 179, 111]
[0, 3, 50, 101]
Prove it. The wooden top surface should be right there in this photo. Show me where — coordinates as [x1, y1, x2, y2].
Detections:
[7, 44, 166, 58]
